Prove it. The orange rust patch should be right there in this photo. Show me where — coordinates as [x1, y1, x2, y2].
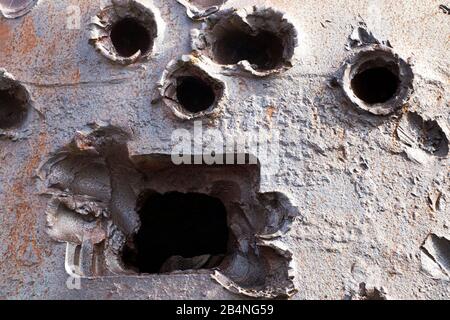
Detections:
[18, 15, 39, 55]
[4, 125, 49, 269]
[0, 20, 11, 41]
[0, 20, 13, 56]
[266, 105, 277, 124]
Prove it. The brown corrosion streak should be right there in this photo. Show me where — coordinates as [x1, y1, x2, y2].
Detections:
[0, 20, 12, 56]
[0, 14, 38, 65]
[4, 125, 48, 269]
[18, 15, 39, 55]
[266, 105, 277, 124]
[2, 14, 45, 270]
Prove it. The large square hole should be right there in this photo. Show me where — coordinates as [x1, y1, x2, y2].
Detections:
[42, 144, 295, 297]
[122, 191, 230, 274]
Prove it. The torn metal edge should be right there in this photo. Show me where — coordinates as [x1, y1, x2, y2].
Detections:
[420, 233, 450, 280]
[176, 0, 226, 20]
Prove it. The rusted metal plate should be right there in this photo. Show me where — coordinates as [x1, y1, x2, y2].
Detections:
[0, 0, 449, 300]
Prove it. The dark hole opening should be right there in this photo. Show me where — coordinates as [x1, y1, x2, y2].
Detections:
[213, 30, 284, 70]
[110, 18, 152, 57]
[0, 88, 27, 129]
[122, 192, 229, 274]
[351, 67, 400, 104]
[176, 76, 216, 113]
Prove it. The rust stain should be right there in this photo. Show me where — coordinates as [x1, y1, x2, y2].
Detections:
[4, 125, 49, 270]
[41, 37, 61, 80]
[0, 20, 13, 56]
[266, 105, 277, 124]
[18, 15, 39, 55]
[0, 20, 11, 41]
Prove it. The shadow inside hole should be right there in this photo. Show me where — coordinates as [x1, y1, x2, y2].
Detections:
[122, 192, 229, 274]
[213, 30, 284, 70]
[110, 18, 152, 57]
[176, 76, 216, 113]
[351, 66, 400, 104]
[0, 89, 28, 129]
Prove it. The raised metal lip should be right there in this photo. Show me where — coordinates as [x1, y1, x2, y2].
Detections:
[0, 0, 39, 19]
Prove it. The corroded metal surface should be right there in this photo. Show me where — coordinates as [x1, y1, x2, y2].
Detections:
[0, 0, 449, 300]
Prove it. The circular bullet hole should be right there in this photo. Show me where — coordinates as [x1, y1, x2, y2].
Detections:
[159, 57, 226, 119]
[89, 1, 162, 65]
[351, 64, 400, 104]
[213, 30, 285, 71]
[342, 47, 413, 115]
[110, 18, 152, 58]
[176, 76, 216, 113]
[0, 76, 30, 130]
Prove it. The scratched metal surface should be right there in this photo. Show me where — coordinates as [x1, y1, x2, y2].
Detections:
[0, 0, 449, 299]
